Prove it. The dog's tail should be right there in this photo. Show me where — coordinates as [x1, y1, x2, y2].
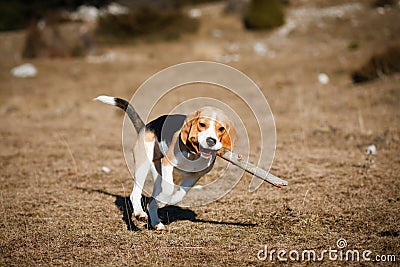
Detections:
[93, 95, 145, 133]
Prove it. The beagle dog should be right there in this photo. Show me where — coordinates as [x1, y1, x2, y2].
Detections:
[95, 96, 236, 230]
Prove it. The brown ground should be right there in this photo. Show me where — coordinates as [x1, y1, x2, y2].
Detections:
[1, 1, 399, 266]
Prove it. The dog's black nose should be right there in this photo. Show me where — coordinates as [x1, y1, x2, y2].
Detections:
[206, 137, 217, 147]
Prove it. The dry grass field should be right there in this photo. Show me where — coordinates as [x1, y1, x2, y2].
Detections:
[0, 1, 399, 266]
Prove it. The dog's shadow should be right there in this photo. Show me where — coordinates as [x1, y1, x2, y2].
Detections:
[77, 188, 257, 231]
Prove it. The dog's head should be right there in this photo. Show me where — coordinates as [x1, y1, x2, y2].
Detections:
[180, 107, 236, 158]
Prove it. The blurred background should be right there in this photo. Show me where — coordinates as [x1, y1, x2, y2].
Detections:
[1, 0, 399, 81]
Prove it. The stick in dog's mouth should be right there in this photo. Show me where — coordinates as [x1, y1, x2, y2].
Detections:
[217, 148, 288, 188]
[199, 146, 216, 159]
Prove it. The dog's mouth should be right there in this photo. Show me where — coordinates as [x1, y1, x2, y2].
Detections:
[199, 146, 216, 159]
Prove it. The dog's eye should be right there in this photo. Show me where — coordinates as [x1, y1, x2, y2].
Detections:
[199, 122, 206, 128]
[218, 127, 225, 132]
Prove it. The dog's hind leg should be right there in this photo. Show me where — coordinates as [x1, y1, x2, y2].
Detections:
[130, 161, 150, 221]
[131, 134, 155, 221]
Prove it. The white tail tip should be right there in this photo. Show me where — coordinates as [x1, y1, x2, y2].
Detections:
[93, 95, 116, 106]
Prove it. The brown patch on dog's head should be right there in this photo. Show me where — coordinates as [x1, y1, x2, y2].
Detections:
[218, 119, 236, 153]
[180, 110, 200, 153]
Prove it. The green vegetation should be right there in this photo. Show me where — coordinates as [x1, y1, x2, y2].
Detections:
[352, 44, 400, 83]
[0, 1, 111, 31]
[96, 5, 199, 43]
[373, 0, 395, 7]
[244, 0, 285, 30]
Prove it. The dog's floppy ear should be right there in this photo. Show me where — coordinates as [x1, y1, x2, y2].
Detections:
[180, 110, 200, 147]
[220, 120, 236, 152]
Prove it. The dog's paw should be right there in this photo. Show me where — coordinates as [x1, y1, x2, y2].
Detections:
[153, 223, 166, 231]
[134, 212, 148, 222]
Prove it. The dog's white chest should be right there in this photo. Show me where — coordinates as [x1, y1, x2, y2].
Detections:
[173, 152, 215, 174]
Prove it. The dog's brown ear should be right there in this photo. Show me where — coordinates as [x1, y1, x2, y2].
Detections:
[180, 110, 199, 147]
[220, 120, 236, 152]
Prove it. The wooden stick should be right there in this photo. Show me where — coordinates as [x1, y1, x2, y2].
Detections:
[218, 148, 288, 188]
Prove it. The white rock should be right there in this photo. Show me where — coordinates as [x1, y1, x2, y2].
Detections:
[377, 7, 385, 15]
[37, 19, 46, 30]
[86, 52, 116, 63]
[106, 2, 129, 15]
[253, 42, 267, 56]
[102, 166, 111, 173]
[189, 9, 202, 18]
[277, 19, 296, 37]
[11, 63, 37, 78]
[76, 5, 99, 22]
[365, 145, 377, 155]
[318, 73, 330, 85]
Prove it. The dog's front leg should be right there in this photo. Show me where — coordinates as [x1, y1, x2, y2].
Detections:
[170, 176, 200, 205]
[149, 159, 175, 230]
